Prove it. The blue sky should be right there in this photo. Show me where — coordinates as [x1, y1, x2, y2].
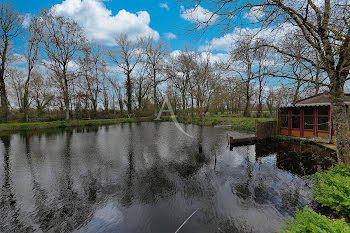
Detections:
[10, 0, 216, 52]
[9, 0, 276, 66]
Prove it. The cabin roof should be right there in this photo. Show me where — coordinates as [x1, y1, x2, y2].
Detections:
[280, 92, 350, 108]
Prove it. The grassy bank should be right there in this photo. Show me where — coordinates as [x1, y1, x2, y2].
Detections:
[0, 116, 274, 134]
[282, 164, 350, 232]
[0, 117, 153, 133]
[162, 115, 274, 133]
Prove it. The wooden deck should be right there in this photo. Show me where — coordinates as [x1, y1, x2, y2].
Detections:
[227, 120, 277, 149]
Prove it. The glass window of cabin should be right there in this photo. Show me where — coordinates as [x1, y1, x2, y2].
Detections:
[318, 117, 329, 131]
[280, 116, 288, 128]
[304, 108, 313, 116]
[292, 116, 300, 129]
[292, 109, 300, 115]
[304, 117, 314, 130]
[318, 107, 328, 116]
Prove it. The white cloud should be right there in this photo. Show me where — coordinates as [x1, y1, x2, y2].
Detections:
[22, 14, 31, 28]
[12, 53, 27, 67]
[170, 50, 181, 58]
[51, 0, 159, 46]
[159, 2, 170, 11]
[180, 5, 218, 25]
[199, 52, 230, 64]
[244, 6, 265, 23]
[165, 32, 176, 40]
[200, 23, 297, 52]
[169, 50, 229, 64]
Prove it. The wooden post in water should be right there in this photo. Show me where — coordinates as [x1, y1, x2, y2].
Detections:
[199, 143, 203, 153]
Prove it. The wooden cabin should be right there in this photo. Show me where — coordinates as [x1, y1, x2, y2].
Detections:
[278, 92, 350, 138]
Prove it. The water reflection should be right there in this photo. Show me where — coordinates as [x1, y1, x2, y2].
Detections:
[255, 141, 336, 176]
[0, 122, 336, 233]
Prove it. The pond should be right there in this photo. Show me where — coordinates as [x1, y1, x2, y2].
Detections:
[0, 122, 336, 233]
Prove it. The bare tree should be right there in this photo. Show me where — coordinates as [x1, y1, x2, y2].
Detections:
[0, 2, 23, 122]
[142, 38, 168, 117]
[7, 67, 25, 110]
[99, 61, 110, 112]
[134, 66, 151, 115]
[167, 47, 196, 116]
[109, 34, 142, 114]
[193, 52, 216, 119]
[23, 15, 42, 121]
[230, 36, 256, 117]
[179, 0, 350, 163]
[30, 71, 54, 115]
[253, 39, 270, 118]
[40, 11, 85, 121]
[108, 77, 124, 115]
[79, 43, 104, 114]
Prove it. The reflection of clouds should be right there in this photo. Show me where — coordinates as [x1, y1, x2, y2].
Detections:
[0, 123, 335, 233]
[76, 201, 124, 233]
[258, 153, 277, 165]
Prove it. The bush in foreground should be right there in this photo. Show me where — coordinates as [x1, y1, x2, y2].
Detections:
[311, 163, 350, 216]
[282, 206, 350, 233]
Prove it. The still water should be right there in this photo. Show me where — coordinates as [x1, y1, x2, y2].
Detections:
[0, 122, 336, 233]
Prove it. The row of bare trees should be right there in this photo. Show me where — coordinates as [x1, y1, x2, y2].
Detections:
[2, 2, 306, 124]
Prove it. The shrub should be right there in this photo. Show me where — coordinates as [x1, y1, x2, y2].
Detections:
[282, 206, 350, 233]
[311, 164, 350, 215]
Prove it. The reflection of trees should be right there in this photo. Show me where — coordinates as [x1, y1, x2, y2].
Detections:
[22, 134, 49, 232]
[2, 125, 333, 232]
[49, 132, 94, 232]
[233, 147, 253, 201]
[0, 135, 33, 232]
[255, 141, 336, 176]
[252, 140, 337, 214]
[121, 124, 135, 207]
[29, 132, 99, 232]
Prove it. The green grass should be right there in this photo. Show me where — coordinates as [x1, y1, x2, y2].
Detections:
[282, 206, 350, 233]
[312, 164, 350, 216]
[0, 117, 153, 133]
[162, 115, 274, 133]
[0, 115, 275, 134]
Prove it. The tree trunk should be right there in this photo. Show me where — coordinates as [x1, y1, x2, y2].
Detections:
[23, 72, 31, 122]
[243, 63, 252, 117]
[23, 90, 29, 122]
[257, 79, 263, 118]
[0, 40, 9, 123]
[0, 74, 9, 123]
[182, 91, 186, 117]
[126, 73, 132, 114]
[153, 80, 157, 118]
[243, 81, 251, 117]
[329, 78, 350, 164]
[256, 66, 263, 118]
[153, 70, 158, 118]
[293, 79, 302, 105]
[63, 77, 70, 121]
[119, 99, 123, 115]
[190, 92, 194, 119]
[315, 60, 320, 95]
